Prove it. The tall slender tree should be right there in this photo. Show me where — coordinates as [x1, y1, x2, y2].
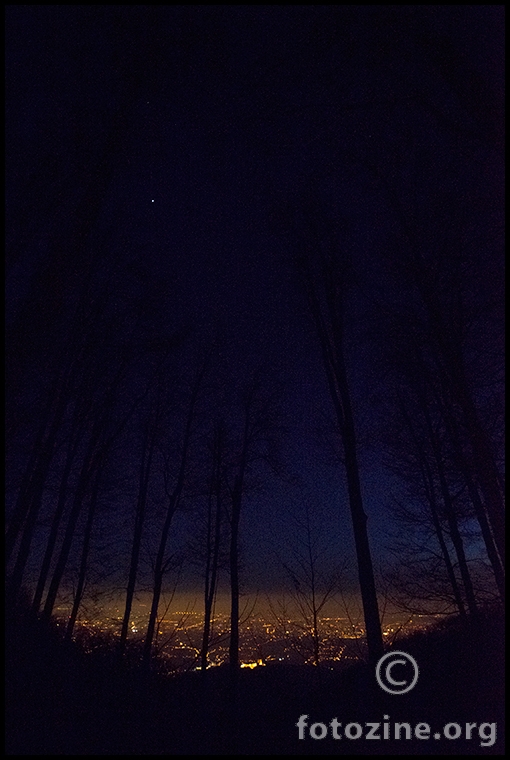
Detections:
[200, 420, 226, 672]
[224, 373, 282, 677]
[142, 361, 206, 669]
[288, 205, 384, 663]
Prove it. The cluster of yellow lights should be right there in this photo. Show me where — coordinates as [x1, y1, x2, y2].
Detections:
[240, 659, 265, 669]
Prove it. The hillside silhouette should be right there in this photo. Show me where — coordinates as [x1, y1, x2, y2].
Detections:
[6, 598, 504, 755]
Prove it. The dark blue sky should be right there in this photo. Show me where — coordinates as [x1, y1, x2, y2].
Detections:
[6, 6, 504, 601]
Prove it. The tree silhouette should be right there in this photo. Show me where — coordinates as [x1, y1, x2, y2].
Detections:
[142, 359, 207, 669]
[224, 372, 282, 678]
[278, 504, 340, 667]
[199, 419, 227, 672]
[282, 201, 384, 663]
[118, 411, 157, 657]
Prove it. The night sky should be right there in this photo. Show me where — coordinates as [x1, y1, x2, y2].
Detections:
[6, 6, 504, 614]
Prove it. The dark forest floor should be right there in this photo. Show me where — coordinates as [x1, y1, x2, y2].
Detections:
[6, 603, 504, 755]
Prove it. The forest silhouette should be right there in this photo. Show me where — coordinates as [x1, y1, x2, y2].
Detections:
[6, 6, 504, 754]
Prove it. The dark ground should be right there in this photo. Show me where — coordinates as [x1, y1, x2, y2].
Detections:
[6, 604, 504, 755]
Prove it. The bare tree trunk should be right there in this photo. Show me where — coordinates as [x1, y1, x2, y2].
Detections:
[464, 474, 505, 604]
[434, 386, 505, 603]
[421, 399, 477, 615]
[118, 428, 156, 656]
[41, 420, 103, 622]
[142, 367, 204, 669]
[6, 375, 66, 564]
[398, 396, 467, 616]
[227, 390, 254, 679]
[7, 384, 72, 603]
[229, 480, 242, 675]
[341, 412, 384, 662]
[303, 253, 383, 663]
[454, 386, 505, 568]
[200, 423, 224, 672]
[420, 461, 466, 616]
[434, 457, 478, 616]
[414, 263, 505, 569]
[32, 421, 85, 614]
[65, 458, 103, 640]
